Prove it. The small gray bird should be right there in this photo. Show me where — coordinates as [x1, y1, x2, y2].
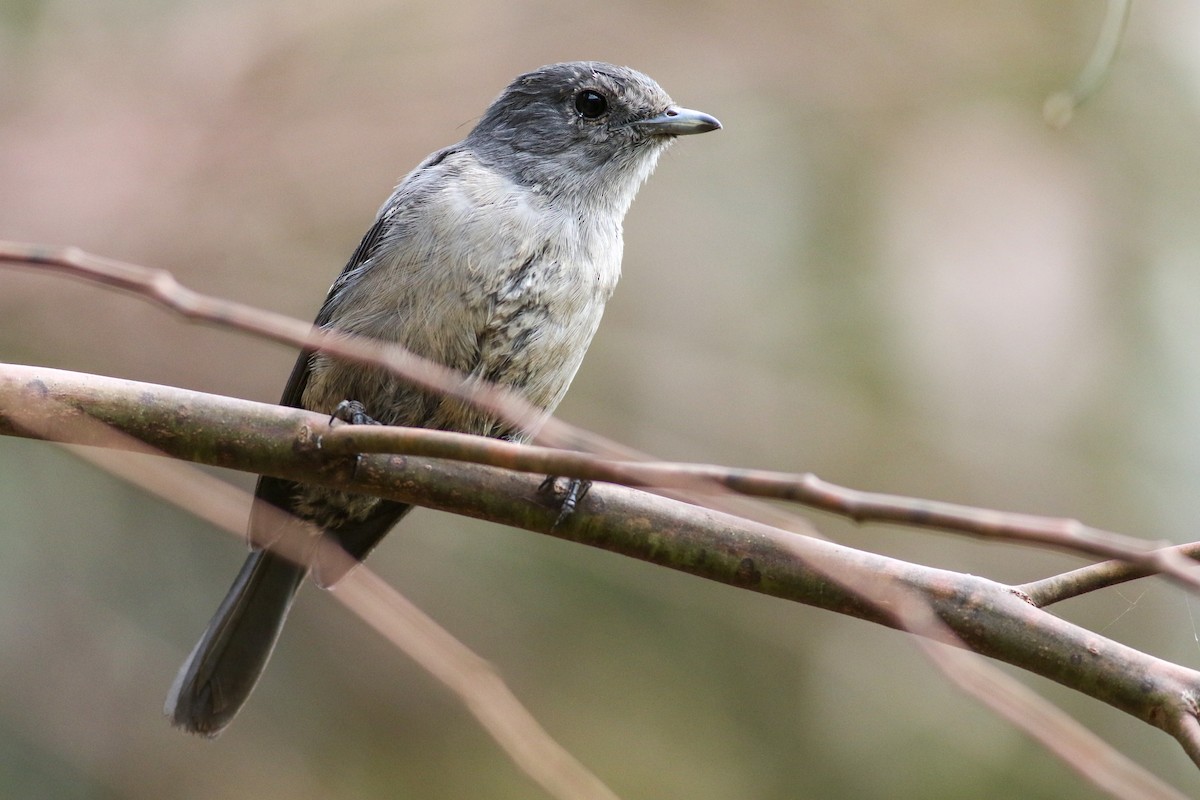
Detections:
[166, 61, 720, 736]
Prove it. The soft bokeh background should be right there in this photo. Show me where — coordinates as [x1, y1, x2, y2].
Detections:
[3, 1, 1200, 797]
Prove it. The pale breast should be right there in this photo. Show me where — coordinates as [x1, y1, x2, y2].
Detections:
[303, 150, 623, 437]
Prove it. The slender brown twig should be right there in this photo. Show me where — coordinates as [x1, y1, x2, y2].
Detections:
[1018, 541, 1200, 607]
[5, 385, 622, 800]
[3, 363, 1200, 797]
[321, 423, 1200, 592]
[5, 241, 1197, 590]
[6, 247, 1200, 795]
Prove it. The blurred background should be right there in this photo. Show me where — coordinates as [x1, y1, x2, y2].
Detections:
[2, 0, 1200, 797]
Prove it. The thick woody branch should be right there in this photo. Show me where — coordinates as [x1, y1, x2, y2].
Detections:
[5, 242, 1197, 593]
[3, 361, 1200, 783]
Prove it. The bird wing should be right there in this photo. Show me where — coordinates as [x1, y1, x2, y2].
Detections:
[249, 178, 403, 527]
[246, 143, 468, 540]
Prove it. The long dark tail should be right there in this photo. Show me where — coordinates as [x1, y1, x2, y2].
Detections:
[165, 549, 306, 736]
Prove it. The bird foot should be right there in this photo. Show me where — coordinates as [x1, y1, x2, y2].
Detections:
[539, 476, 592, 529]
[330, 400, 382, 426]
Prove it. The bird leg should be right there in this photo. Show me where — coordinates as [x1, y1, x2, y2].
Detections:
[330, 399, 383, 427]
[539, 476, 592, 529]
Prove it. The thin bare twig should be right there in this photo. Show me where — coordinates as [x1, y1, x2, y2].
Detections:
[321, 423, 1200, 593]
[7, 237, 1200, 596]
[1043, 0, 1131, 127]
[919, 638, 1189, 800]
[6, 247, 1200, 794]
[4, 364, 1200, 796]
[0, 240, 550, 436]
[1018, 541, 1200, 607]
[766, 532, 1192, 800]
[0, 240, 820, 540]
[5, 391, 622, 800]
[6, 242, 1198, 592]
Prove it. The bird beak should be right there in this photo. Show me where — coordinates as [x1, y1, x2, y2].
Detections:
[629, 106, 722, 136]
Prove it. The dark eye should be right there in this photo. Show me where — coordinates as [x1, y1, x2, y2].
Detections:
[574, 89, 608, 119]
